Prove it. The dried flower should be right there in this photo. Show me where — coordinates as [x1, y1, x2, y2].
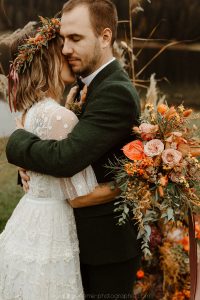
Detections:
[177, 143, 191, 157]
[180, 236, 189, 252]
[183, 109, 192, 117]
[159, 175, 168, 186]
[170, 171, 182, 183]
[165, 106, 176, 119]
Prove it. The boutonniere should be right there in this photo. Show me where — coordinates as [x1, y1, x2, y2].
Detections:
[65, 85, 88, 116]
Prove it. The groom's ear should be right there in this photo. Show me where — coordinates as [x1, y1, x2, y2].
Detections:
[100, 28, 112, 49]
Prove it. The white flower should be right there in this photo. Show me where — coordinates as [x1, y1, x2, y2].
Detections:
[144, 139, 164, 157]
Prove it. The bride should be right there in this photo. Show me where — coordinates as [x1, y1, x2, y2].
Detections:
[0, 17, 119, 300]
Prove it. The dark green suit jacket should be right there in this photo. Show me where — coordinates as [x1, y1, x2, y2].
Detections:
[6, 60, 141, 265]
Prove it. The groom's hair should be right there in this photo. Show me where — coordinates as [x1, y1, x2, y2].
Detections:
[62, 0, 118, 45]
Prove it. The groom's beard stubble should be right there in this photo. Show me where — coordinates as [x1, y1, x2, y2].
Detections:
[67, 41, 102, 77]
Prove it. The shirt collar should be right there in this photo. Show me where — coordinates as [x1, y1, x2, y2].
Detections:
[81, 57, 115, 86]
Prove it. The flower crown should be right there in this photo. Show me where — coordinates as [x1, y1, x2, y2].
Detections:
[12, 16, 61, 74]
[9, 16, 61, 112]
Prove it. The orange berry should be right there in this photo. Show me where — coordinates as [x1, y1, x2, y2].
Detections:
[136, 269, 145, 279]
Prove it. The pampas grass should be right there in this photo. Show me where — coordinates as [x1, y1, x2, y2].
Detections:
[0, 21, 36, 47]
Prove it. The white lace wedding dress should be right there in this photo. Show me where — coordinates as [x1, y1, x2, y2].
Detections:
[0, 98, 98, 300]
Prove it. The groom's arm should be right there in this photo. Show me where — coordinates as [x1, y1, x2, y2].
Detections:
[6, 83, 140, 178]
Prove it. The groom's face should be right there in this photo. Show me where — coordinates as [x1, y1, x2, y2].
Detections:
[60, 5, 103, 77]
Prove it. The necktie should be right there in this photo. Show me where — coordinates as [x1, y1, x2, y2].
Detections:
[75, 77, 85, 102]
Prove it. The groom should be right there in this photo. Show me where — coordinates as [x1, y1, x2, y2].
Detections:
[6, 0, 141, 298]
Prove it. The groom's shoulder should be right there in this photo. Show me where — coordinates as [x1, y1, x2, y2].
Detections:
[86, 60, 140, 112]
[98, 69, 138, 102]
[100, 63, 136, 92]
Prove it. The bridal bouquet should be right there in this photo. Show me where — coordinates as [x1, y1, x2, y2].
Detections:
[110, 101, 200, 256]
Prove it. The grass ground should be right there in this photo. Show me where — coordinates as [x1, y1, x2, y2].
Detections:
[0, 138, 24, 233]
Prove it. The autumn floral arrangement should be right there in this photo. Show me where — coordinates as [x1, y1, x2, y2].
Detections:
[109, 83, 200, 257]
[133, 219, 200, 299]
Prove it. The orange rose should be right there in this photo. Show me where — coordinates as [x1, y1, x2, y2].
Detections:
[122, 140, 146, 161]
[136, 269, 145, 279]
[157, 104, 168, 115]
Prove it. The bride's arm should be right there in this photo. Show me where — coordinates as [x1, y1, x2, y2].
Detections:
[44, 105, 121, 207]
[68, 183, 121, 208]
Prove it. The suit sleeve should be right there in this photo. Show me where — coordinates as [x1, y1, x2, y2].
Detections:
[6, 83, 140, 177]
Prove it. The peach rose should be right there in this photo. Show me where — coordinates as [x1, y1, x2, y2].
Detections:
[144, 139, 164, 157]
[138, 123, 159, 141]
[122, 140, 146, 161]
[162, 149, 182, 167]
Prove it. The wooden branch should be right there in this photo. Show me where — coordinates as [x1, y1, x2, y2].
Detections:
[133, 39, 200, 52]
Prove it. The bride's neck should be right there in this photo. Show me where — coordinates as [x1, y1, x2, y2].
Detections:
[45, 91, 60, 103]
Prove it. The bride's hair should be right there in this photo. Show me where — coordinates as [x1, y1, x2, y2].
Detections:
[10, 33, 65, 112]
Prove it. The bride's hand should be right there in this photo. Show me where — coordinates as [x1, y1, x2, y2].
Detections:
[68, 183, 121, 208]
[65, 86, 79, 108]
[19, 168, 30, 193]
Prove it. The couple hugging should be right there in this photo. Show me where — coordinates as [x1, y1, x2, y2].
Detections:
[0, 0, 141, 299]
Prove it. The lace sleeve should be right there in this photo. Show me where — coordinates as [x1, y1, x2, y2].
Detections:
[46, 104, 98, 200]
[46, 106, 78, 140]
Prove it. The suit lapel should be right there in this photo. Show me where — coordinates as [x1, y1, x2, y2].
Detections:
[86, 59, 123, 97]
[80, 60, 125, 116]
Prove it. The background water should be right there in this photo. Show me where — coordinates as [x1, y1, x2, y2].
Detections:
[0, 100, 17, 137]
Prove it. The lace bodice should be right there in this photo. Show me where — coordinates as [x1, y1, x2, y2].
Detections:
[0, 98, 88, 299]
[24, 98, 97, 200]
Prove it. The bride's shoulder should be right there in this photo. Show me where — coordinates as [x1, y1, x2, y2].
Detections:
[26, 97, 78, 123]
[41, 98, 79, 124]
[32, 98, 77, 117]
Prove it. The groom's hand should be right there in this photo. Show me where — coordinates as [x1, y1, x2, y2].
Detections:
[19, 168, 30, 193]
[65, 86, 79, 109]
